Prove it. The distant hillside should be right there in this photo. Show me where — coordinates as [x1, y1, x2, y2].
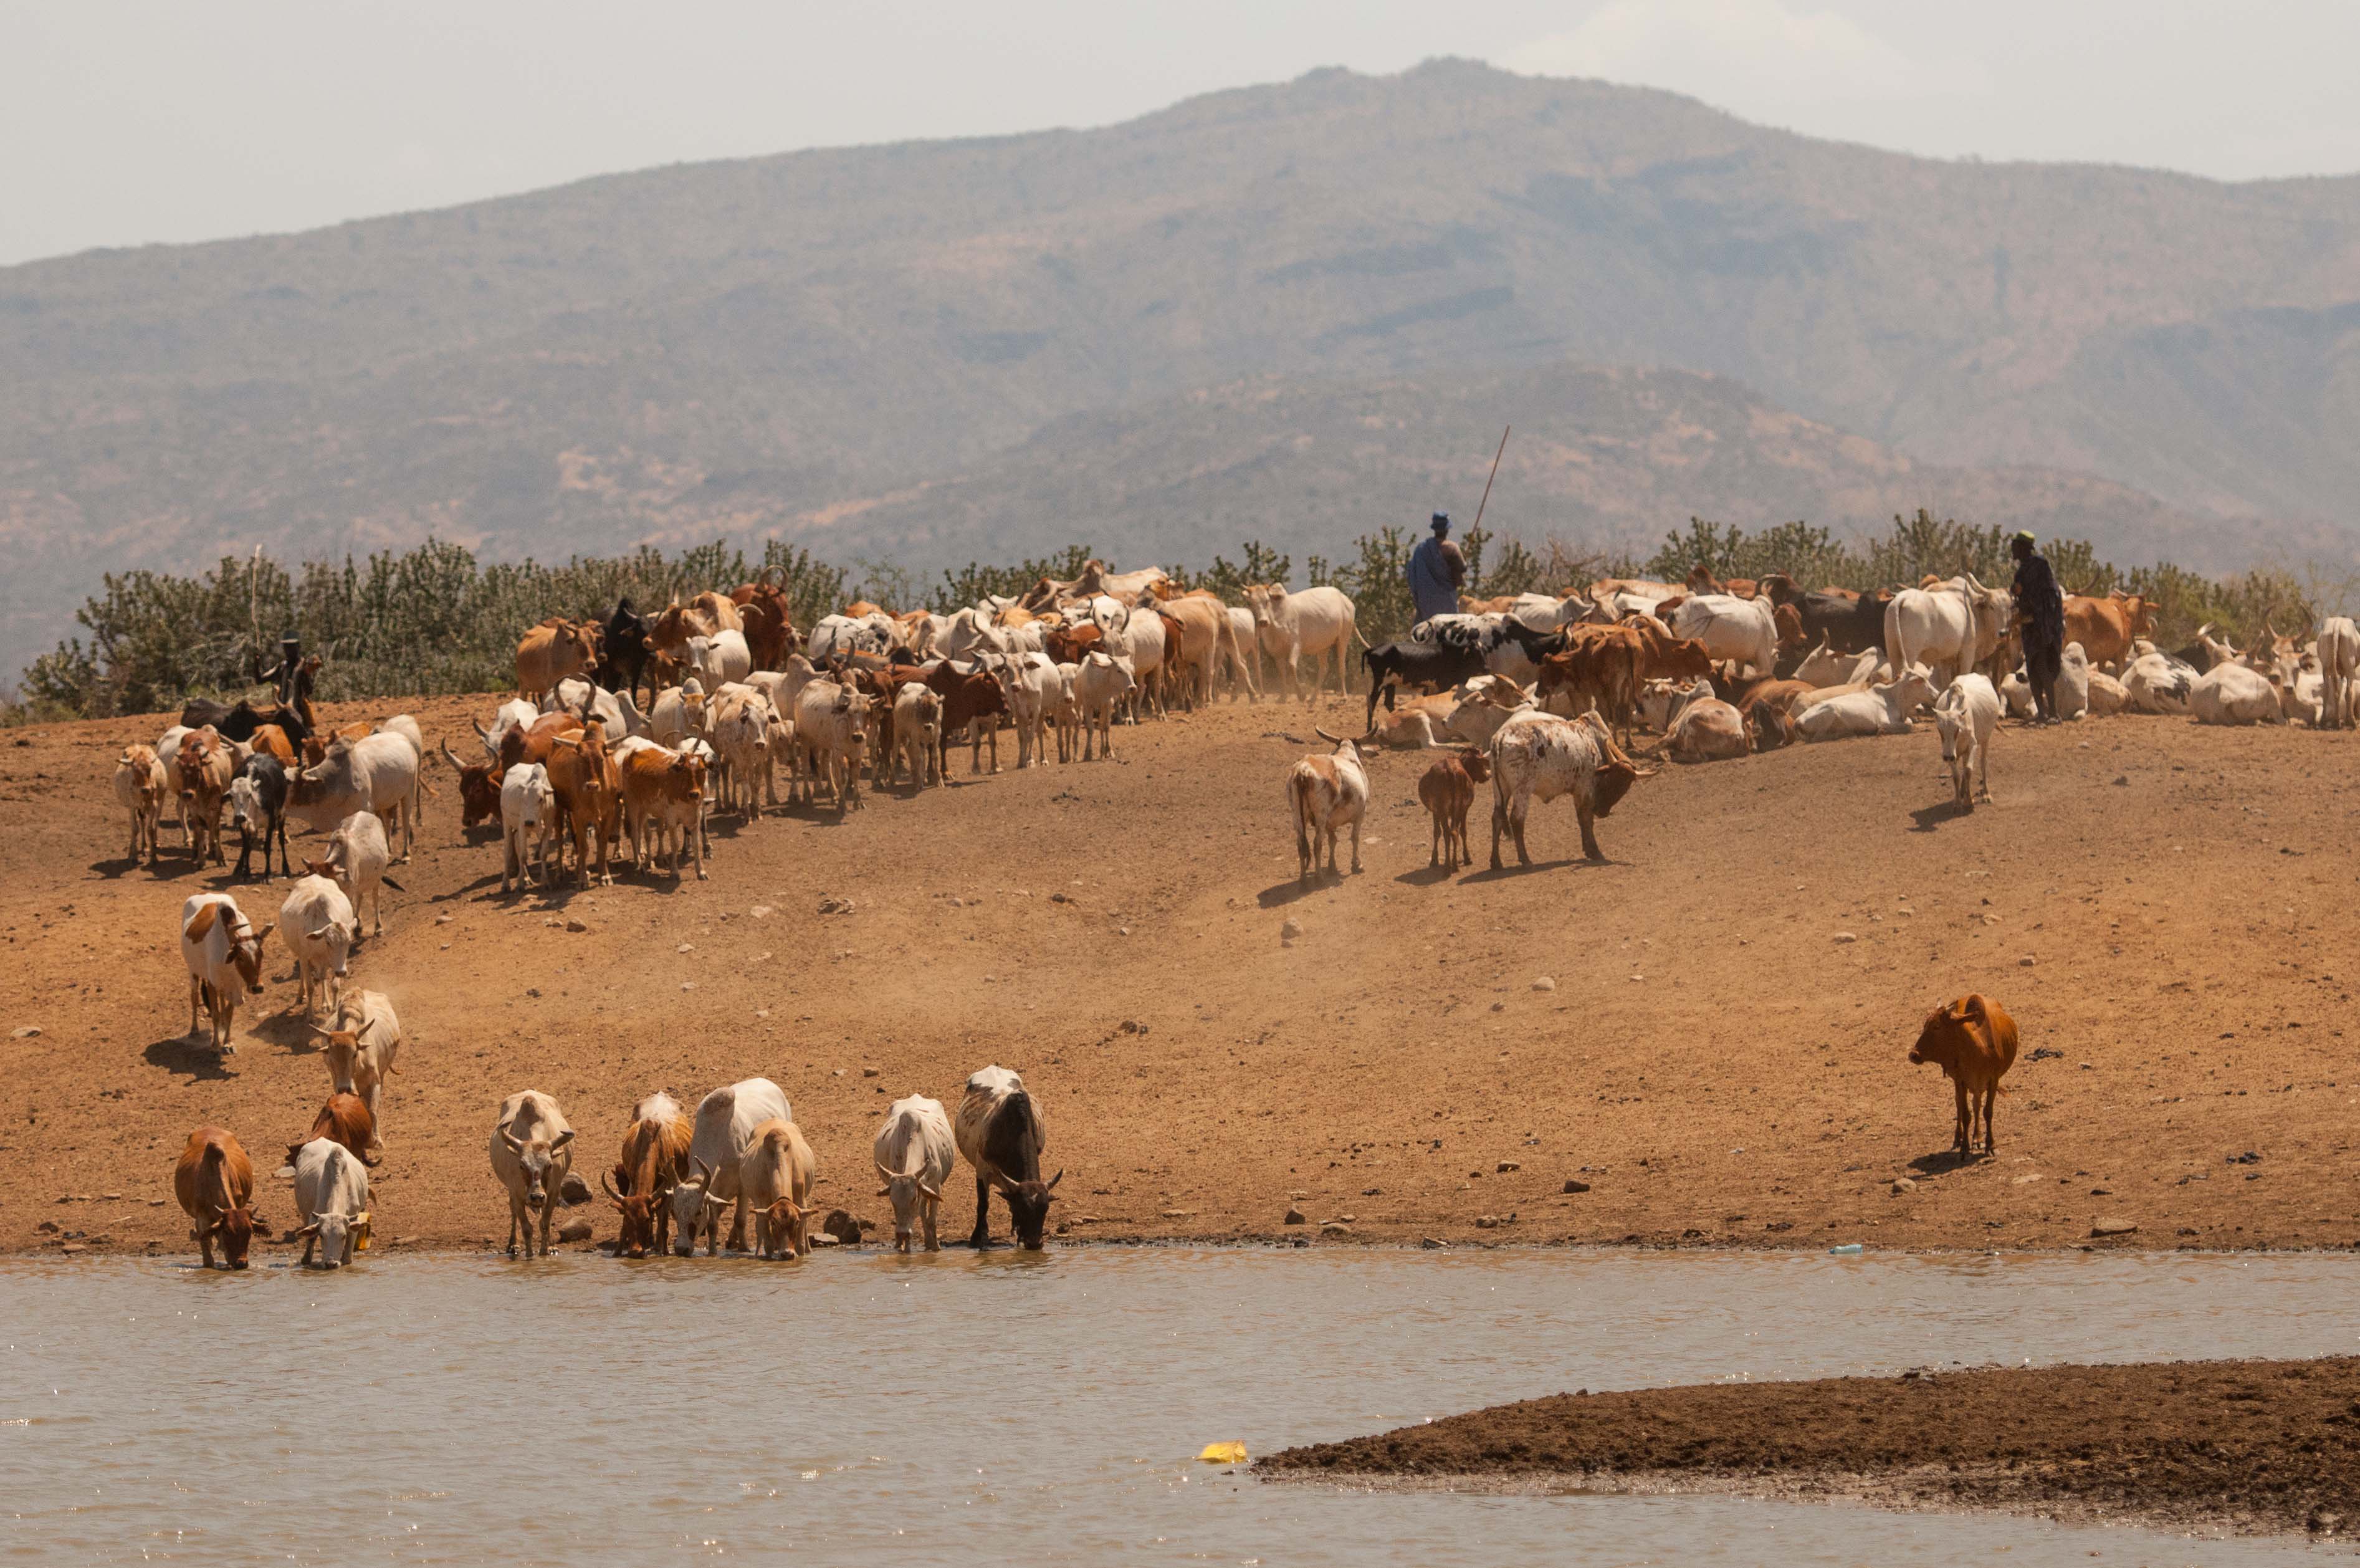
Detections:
[831, 360, 2260, 574]
[5, 59, 2357, 672]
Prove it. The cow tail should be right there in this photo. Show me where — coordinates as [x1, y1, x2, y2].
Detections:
[1289, 768, 1316, 853]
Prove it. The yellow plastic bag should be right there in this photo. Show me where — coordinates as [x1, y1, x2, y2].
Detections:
[1196, 1441, 1247, 1465]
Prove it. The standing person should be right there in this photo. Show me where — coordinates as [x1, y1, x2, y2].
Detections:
[1406, 512, 1466, 627]
[2010, 531, 2066, 724]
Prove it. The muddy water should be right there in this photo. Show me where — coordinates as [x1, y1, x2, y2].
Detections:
[5, 1248, 2353, 1565]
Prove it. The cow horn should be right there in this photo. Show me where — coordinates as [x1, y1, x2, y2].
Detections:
[439, 741, 465, 770]
[1045, 1169, 1063, 1191]
[1314, 726, 1343, 744]
[601, 1170, 626, 1205]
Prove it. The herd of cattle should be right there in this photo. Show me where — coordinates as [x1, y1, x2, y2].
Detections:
[1290, 564, 2359, 877]
[176, 1052, 1061, 1269]
[109, 555, 2353, 1265]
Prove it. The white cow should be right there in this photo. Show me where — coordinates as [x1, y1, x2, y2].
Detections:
[2087, 669, 2131, 717]
[292, 1137, 371, 1269]
[1245, 584, 1359, 701]
[477, 697, 540, 759]
[1104, 605, 1168, 720]
[180, 893, 274, 1054]
[1669, 594, 1779, 677]
[289, 732, 421, 860]
[1792, 636, 1881, 689]
[705, 685, 774, 818]
[1932, 673, 2000, 809]
[649, 681, 707, 747]
[686, 631, 753, 689]
[1221, 605, 1264, 700]
[545, 679, 649, 740]
[999, 660, 1059, 769]
[1798, 667, 1939, 742]
[806, 613, 899, 662]
[323, 810, 394, 939]
[318, 989, 402, 1146]
[2055, 643, 2092, 721]
[1486, 709, 1646, 866]
[792, 680, 871, 812]
[1998, 669, 2037, 720]
[499, 762, 555, 892]
[2317, 616, 2358, 730]
[156, 724, 194, 847]
[279, 874, 356, 1024]
[2192, 662, 2281, 725]
[489, 1089, 576, 1260]
[1884, 576, 2010, 689]
[671, 1078, 793, 1257]
[872, 1095, 955, 1253]
[893, 682, 944, 785]
[1073, 653, 1137, 760]
[2124, 652, 2196, 715]
[1286, 727, 1372, 881]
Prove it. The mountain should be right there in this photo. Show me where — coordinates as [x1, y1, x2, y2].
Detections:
[4, 59, 2356, 672]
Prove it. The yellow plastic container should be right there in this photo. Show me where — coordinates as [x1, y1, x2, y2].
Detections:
[1195, 1441, 1248, 1465]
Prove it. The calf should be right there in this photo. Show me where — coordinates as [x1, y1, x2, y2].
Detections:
[874, 1094, 955, 1253]
[500, 762, 557, 892]
[181, 894, 274, 1054]
[616, 743, 707, 879]
[280, 872, 356, 1024]
[178, 726, 236, 867]
[998, 661, 1058, 770]
[927, 662, 1008, 775]
[292, 1136, 372, 1269]
[323, 811, 396, 939]
[1932, 674, 2000, 810]
[739, 1118, 818, 1260]
[1416, 747, 1489, 872]
[227, 753, 293, 880]
[1908, 994, 2018, 1157]
[287, 1092, 379, 1173]
[954, 1066, 1059, 1250]
[671, 1078, 793, 1256]
[606, 1091, 692, 1260]
[115, 744, 168, 866]
[894, 682, 944, 785]
[174, 1126, 258, 1270]
[489, 1090, 576, 1259]
[1073, 653, 1137, 760]
[792, 679, 871, 813]
[317, 990, 401, 1145]
[1289, 728, 1373, 881]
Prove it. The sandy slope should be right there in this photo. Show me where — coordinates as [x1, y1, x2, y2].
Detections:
[2, 691, 2353, 1260]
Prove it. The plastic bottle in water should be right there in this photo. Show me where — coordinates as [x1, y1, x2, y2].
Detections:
[1827, 1243, 1865, 1256]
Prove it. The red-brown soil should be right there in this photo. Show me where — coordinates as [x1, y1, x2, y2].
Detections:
[1259, 1356, 2360, 1539]
[2, 692, 2354, 1258]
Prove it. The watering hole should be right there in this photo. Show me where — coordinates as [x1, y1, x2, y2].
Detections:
[6, 1247, 2354, 1564]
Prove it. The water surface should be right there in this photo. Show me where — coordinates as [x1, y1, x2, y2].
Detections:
[5, 1248, 2353, 1565]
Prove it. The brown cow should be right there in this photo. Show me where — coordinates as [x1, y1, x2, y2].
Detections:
[247, 724, 300, 768]
[286, 1092, 380, 1174]
[2062, 594, 2156, 669]
[926, 663, 1008, 775]
[178, 727, 236, 867]
[1042, 624, 1104, 665]
[1747, 699, 1799, 752]
[1417, 748, 1489, 872]
[175, 1126, 258, 1270]
[606, 1092, 694, 1259]
[515, 619, 599, 700]
[729, 574, 798, 671]
[617, 742, 706, 879]
[439, 742, 504, 829]
[544, 714, 621, 887]
[1908, 994, 2019, 1157]
[1536, 629, 1641, 741]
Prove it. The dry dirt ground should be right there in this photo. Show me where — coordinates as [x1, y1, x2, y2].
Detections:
[1258, 1355, 2360, 1539]
[2, 690, 2354, 1260]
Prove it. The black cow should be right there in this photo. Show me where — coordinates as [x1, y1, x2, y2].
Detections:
[228, 753, 292, 881]
[597, 598, 656, 707]
[1361, 641, 1489, 729]
[1758, 575, 1890, 656]
[967, 1082, 1061, 1251]
[179, 698, 312, 750]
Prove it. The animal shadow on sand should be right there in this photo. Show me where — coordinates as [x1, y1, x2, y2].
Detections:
[249, 1010, 322, 1053]
[90, 853, 213, 884]
[1257, 871, 1356, 907]
[1393, 864, 1456, 887]
[1457, 856, 1595, 884]
[1908, 800, 1973, 834]
[1906, 1149, 1985, 1177]
[142, 1034, 237, 1083]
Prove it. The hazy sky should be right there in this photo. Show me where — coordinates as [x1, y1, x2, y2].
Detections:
[6, 1, 2356, 266]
